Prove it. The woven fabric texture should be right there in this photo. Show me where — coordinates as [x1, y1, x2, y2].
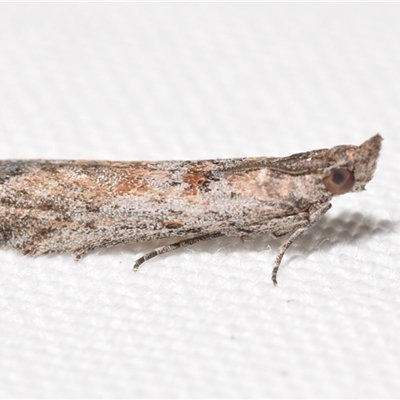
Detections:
[0, 3, 399, 398]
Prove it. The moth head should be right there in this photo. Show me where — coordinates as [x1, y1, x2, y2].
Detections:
[323, 134, 382, 195]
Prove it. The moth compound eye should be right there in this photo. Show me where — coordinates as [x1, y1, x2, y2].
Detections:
[323, 168, 355, 194]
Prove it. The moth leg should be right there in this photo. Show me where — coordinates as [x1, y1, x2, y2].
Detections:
[133, 232, 223, 271]
[270, 213, 309, 238]
[271, 202, 332, 286]
[74, 247, 92, 261]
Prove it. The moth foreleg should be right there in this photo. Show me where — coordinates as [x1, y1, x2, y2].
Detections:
[133, 232, 223, 271]
[271, 202, 332, 286]
[270, 212, 310, 238]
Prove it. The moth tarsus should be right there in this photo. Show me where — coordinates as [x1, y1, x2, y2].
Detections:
[132, 233, 223, 271]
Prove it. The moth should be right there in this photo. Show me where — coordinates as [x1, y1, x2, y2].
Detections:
[0, 134, 382, 284]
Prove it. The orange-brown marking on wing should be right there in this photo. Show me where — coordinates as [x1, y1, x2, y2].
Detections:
[164, 221, 184, 229]
[182, 172, 208, 196]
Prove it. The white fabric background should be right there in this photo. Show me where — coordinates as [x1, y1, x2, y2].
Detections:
[0, 3, 399, 398]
